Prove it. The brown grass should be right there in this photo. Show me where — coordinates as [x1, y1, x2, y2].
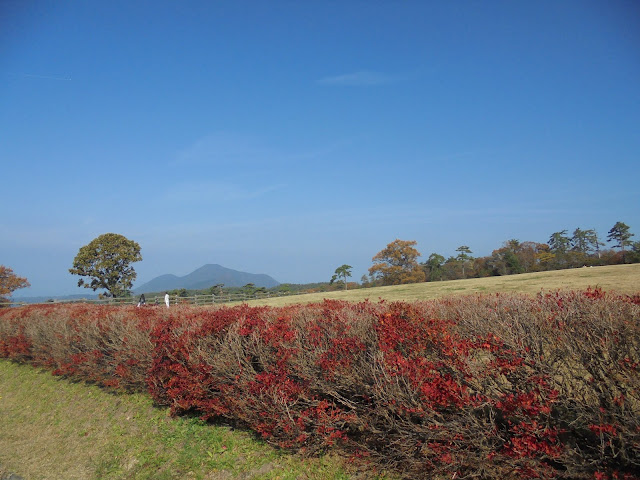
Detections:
[241, 264, 640, 307]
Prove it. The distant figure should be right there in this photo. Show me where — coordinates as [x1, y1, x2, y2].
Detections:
[137, 293, 146, 307]
[164, 292, 170, 308]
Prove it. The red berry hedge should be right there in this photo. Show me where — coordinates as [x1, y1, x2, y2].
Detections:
[1, 289, 638, 479]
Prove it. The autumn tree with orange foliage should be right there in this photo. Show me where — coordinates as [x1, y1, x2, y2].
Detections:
[369, 239, 426, 285]
[0, 265, 30, 305]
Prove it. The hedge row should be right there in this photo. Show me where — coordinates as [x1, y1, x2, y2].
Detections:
[1, 289, 638, 479]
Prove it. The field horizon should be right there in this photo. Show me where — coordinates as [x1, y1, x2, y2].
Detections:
[242, 263, 640, 307]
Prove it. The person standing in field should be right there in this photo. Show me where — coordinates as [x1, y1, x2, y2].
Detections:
[164, 292, 170, 308]
[137, 293, 146, 307]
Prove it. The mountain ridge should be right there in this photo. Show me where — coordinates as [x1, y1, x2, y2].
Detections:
[134, 264, 280, 292]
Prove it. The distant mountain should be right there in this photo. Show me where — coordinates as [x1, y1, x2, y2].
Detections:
[134, 264, 280, 293]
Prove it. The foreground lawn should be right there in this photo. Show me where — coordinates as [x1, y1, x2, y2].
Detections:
[0, 361, 363, 480]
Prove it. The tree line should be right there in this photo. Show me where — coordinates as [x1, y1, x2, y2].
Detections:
[355, 221, 638, 287]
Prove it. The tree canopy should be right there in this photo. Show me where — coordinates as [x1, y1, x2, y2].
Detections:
[423, 253, 445, 281]
[369, 239, 426, 285]
[0, 265, 30, 304]
[330, 264, 353, 290]
[455, 245, 473, 278]
[69, 233, 142, 297]
[608, 221, 634, 249]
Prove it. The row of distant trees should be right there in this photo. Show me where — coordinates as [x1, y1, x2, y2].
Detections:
[168, 283, 286, 298]
[353, 221, 637, 287]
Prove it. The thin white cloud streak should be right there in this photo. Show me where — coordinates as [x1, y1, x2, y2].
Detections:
[173, 130, 360, 167]
[317, 71, 403, 86]
[163, 181, 285, 204]
[134, 203, 583, 246]
[8, 72, 72, 81]
[0, 222, 144, 251]
[172, 131, 278, 167]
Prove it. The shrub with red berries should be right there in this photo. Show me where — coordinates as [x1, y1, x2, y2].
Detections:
[1, 288, 638, 479]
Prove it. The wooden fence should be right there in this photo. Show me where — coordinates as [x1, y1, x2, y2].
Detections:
[130, 291, 302, 306]
[7, 290, 306, 308]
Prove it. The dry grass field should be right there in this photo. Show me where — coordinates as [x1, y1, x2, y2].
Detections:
[244, 263, 640, 307]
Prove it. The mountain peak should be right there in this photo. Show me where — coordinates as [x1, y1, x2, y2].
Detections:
[134, 264, 279, 293]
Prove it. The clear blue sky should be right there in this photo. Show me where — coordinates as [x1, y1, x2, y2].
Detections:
[2, 1, 639, 297]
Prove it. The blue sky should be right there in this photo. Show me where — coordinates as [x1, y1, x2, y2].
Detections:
[2, 1, 639, 297]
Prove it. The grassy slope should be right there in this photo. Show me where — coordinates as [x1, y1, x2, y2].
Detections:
[1, 264, 638, 479]
[0, 361, 360, 480]
[242, 264, 640, 307]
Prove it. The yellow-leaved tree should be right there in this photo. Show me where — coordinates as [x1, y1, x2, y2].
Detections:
[369, 239, 426, 286]
[0, 265, 30, 306]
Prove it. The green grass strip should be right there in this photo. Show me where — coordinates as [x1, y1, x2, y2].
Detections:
[0, 360, 360, 480]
